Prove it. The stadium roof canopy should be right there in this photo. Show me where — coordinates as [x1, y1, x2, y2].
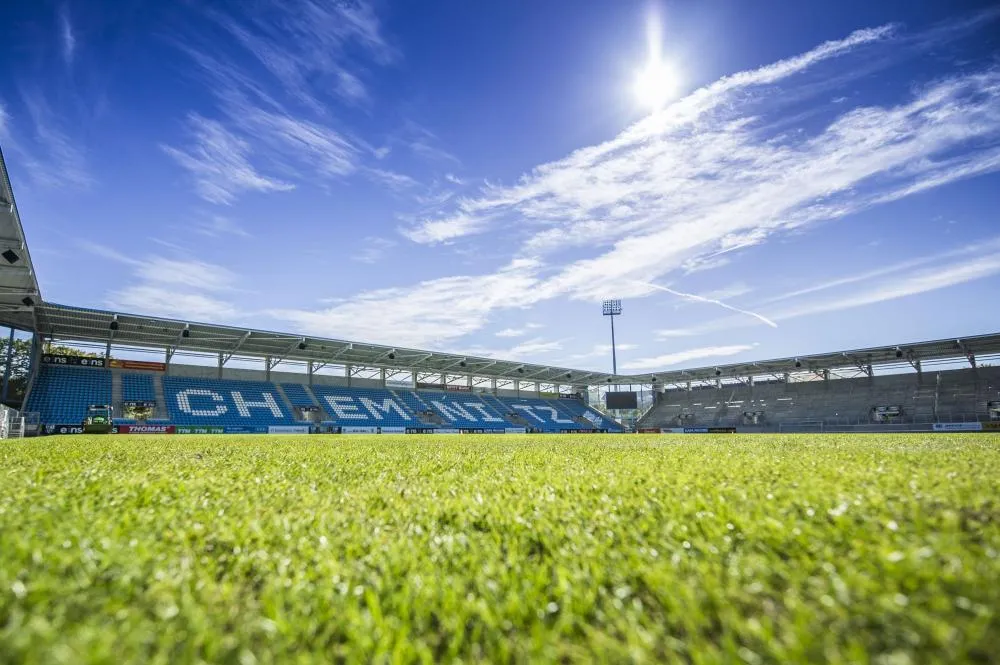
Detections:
[0, 146, 42, 327]
[5, 301, 998, 387]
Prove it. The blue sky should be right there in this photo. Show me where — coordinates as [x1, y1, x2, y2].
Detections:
[1, 0, 999, 373]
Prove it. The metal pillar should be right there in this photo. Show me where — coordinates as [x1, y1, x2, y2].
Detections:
[217, 352, 224, 379]
[1, 327, 14, 404]
[308, 361, 314, 386]
[264, 356, 271, 382]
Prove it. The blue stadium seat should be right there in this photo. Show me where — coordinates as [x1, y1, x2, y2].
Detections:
[162, 377, 296, 429]
[280, 383, 317, 407]
[122, 373, 156, 403]
[416, 391, 512, 429]
[26, 366, 112, 425]
[495, 396, 585, 432]
[310, 385, 417, 428]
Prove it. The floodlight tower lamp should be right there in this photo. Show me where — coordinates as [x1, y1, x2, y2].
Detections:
[601, 299, 623, 376]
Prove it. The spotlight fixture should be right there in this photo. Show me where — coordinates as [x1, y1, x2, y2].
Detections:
[181, 329, 190, 338]
[459, 361, 467, 367]
[110, 321, 119, 331]
[651, 376, 657, 382]
[2, 249, 19, 264]
[298, 342, 307, 350]
[566, 373, 572, 379]
[517, 367, 524, 373]
[794, 359, 802, 368]
[21, 296, 34, 307]
[715, 368, 722, 376]
[895, 347, 903, 359]
[387, 352, 395, 360]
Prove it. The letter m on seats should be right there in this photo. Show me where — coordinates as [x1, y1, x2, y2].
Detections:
[359, 397, 411, 421]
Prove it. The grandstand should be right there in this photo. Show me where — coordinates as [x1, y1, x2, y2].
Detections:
[0, 146, 999, 436]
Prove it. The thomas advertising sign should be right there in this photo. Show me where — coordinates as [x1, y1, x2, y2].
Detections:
[118, 424, 176, 434]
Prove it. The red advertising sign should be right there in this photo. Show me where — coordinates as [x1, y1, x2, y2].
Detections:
[117, 424, 175, 434]
[110, 359, 167, 372]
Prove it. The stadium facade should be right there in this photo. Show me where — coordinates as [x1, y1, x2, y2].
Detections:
[1, 148, 998, 436]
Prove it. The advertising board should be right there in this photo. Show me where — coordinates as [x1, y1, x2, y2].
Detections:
[983, 422, 1000, 431]
[342, 426, 379, 434]
[436, 428, 461, 434]
[931, 422, 983, 432]
[41, 354, 105, 368]
[504, 427, 527, 434]
[268, 425, 311, 434]
[380, 427, 407, 434]
[118, 424, 175, 434]
[682, 427, 737, 434]
[110, 359, 167, 372]
[176, 426, 225, 434]
[48, 424, 120, 435]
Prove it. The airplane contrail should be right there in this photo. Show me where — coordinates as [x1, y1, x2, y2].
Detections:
[637, 280, 779, 328]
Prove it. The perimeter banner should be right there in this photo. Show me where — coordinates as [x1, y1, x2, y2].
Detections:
[118, 424, 175, 434]
[42, 354, 106, 368]
[932, 423, 983, 432]
[176, 426, 225, 434]
[268, 425, 310, 434]
[110, 359, 167, 372]
[983, 422, 1000, 431]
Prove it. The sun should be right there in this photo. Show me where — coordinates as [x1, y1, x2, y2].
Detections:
[633, 56, 680, 109]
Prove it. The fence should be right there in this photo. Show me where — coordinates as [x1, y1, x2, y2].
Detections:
[0, 404, 25, 439]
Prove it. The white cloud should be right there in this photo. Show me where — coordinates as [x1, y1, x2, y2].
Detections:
[107, 286, 241, 322]
[772, 252, 1000, 321]
[8, 91, 92, 190]
[445, 173, 465, 185]
[82, 242, 243, 320]
[194, 215, 252, 239]
[269, 20, 1000, 354]
[622, 345, 756, 371]
[652, 238, 1000, 338]
[58, 6, 76, 65]
[569, 343, 639, 360]
[641, 281, 777, 328]
[267, 258, 542, 347]
[352, 237, 396, 264]
[495, 328, 526, 338]
[162, 114, 295, 204]
[400, 213, 489, 244]
[366, 168, 418, 192]
[136, 258, 237, 292]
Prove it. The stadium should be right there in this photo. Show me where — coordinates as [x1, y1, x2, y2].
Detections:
[1, 146, 998, 435]
[2, 4, 1000, 662]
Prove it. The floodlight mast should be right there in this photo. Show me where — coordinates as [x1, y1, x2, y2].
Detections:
[601, 299, 622, 375]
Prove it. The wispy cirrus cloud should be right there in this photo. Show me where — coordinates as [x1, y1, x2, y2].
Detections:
[58, 6, 76, 65]
[4, 91, 93, 190]
[165, 0, 391, 204]
[162, 114, 294, 205]
[353, 237, 396, 264]
[81, 241, 244, 321]
[270, 16, 1000, 358]
[653, 238, 1000, 339]
[194, 215, 252, 239]
[622, 345, 757, 372]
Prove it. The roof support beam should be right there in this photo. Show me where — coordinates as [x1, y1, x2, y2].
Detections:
[222, 330, 252, 365]
[165, 324, 190, 363]
[267, 337, 305, 370]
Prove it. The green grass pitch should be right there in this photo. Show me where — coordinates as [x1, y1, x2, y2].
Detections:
[1, 433, 999, 664]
